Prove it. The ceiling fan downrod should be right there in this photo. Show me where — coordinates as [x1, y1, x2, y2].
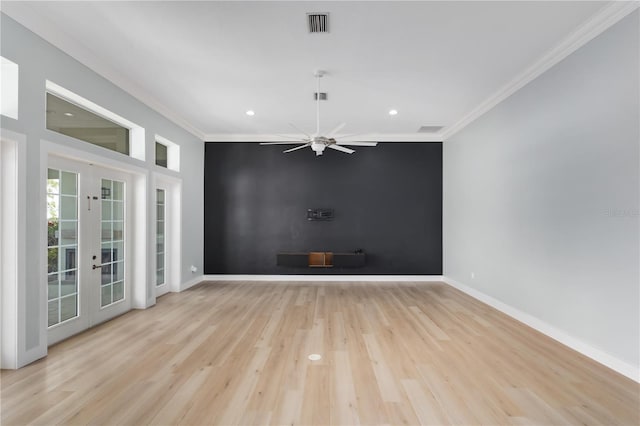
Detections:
[314, 70, 325, 137]
[258, 69, 378, 156]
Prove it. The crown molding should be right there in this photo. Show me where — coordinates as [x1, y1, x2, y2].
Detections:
[204, 133, 443, 142]
[441, 1, 640, 141]
[1, 4, 206, 141]
[5, 1, 636, 145]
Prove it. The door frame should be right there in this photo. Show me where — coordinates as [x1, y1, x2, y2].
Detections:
[40, 140, 150, 347]
[1, 132, 27, 369]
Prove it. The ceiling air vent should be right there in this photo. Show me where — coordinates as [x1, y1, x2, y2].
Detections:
[314, 92, 328, 101]
[308, 13, 329, 33]
[418, 126, 444, 133]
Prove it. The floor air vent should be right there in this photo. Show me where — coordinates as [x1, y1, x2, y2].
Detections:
[308, 13, 329, 33]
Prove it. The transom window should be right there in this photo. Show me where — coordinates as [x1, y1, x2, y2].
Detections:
[44, 81, 145, 161]
[155, 135, 180, 172]
[46, 93, 130, 155]
[155, 142, 168, 168]
[1, 56, 19, 120]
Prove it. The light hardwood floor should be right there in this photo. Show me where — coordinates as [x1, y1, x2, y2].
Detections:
[1, 281, 638, 425]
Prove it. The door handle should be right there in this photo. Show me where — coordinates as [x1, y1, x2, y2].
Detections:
[92, 264, 103, 270]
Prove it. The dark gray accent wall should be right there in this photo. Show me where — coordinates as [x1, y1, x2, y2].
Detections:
[204, 142, 442, 274]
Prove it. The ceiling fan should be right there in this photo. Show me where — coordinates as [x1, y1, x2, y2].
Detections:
[260, 70, 378, 156]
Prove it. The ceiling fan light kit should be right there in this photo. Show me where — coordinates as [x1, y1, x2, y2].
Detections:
[260, 70, 378, 157]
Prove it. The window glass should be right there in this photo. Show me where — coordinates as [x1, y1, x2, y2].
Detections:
[47, 168, 79, 327]
[155, 142, 168, 168]
[100, 178, 126, 306]
[156, 189, 166, 286]
[46, 93, 130, 155]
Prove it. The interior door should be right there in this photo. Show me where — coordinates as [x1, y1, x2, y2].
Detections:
[47, 157, 132, 345]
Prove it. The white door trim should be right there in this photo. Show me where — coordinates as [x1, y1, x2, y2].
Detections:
[0, 131, 27, 369]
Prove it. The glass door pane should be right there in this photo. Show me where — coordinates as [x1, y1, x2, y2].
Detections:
[156, 189, 165, 286]
[47, 168, 79, 327]
[100, 178, 126, 307]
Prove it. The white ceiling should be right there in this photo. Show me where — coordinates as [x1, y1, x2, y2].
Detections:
[1, 1, 622, 141]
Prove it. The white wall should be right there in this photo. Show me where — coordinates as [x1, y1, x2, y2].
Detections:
[444, 11, 639, 373]
[0, 13, 204, 367]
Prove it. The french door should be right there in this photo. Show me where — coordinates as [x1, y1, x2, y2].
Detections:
[47, 156, 132, 345]
[155, 188, 169, 297]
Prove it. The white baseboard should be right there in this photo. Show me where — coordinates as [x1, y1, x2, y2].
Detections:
[443, 276, 639, 383]
[201, 274, 444, 282]
[179, 275, 205, 291]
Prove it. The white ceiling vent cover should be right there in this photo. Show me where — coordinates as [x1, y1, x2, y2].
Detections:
[418, 126, 444, 133]
[308, 13, 329, 33]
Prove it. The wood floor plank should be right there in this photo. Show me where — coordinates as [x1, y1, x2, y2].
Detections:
[330, 350, 360, 425]
[401, 378, 449, 425]
[362, 333, 404, 402]
[146, 367, 212, 425]
[1, 281, 638, 425]
[300, 364, 330, 425]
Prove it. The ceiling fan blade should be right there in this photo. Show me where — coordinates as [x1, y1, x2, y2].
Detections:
[327, 144, 355, 154]
[283, 143, 311, 153]
[327, 122, 346, 137]
[260, 141, 305, 145]
[288, 123, 312, 139]
[336, 141, 378, 147]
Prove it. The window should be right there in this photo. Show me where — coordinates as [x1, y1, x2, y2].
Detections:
[155, 135, 180, 172]
[45, 81, 145, 161]
[156, 189, 165, 286]
[46, 93, 130, 155]
[1, 57, 19, 120]
[155, 142, 168, 168]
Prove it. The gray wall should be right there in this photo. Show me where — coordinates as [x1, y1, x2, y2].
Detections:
[1, 14, 204, 363]
[444, 12, 639, 369]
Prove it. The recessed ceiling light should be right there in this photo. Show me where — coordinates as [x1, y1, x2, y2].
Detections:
[64, 112, 74, 117]
[388, 109, 398, 116]
[308, 354, 322, 361]
[246, 110, 255, 116]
